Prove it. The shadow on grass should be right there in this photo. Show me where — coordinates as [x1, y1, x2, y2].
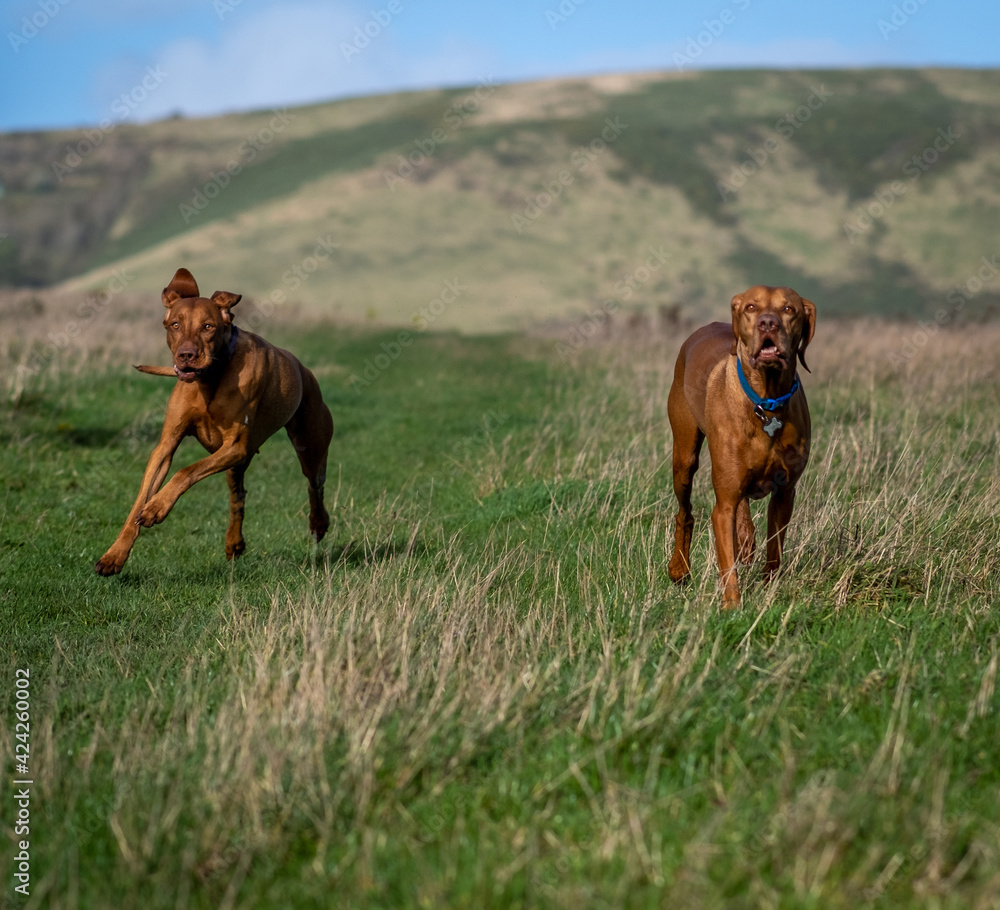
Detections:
[329, 536, 430, 568]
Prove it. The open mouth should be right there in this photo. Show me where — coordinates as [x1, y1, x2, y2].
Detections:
[173, 364, 203, 382]
[752, 338, 787, 367]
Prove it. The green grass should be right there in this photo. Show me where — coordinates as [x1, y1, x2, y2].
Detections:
[2, 319, 1000, 908]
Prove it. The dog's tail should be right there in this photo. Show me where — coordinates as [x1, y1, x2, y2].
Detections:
[134, 364, 176, 377]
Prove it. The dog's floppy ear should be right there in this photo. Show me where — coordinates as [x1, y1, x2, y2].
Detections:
[797, 297, 817, 372]
[729, 292, 744, 356]
[162, 268, 200, 306]
[210, 290, 242, 326]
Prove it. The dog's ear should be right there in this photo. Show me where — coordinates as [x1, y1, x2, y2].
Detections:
[729, 292, 744, 356]
[162, 268, 199, 306]
[210, 291, 242, 325]
[797, 297, 817, 372]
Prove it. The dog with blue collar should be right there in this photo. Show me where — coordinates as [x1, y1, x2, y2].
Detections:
[666, 286, 816, 607]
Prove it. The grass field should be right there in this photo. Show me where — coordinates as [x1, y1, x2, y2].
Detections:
[2, 308, 1000, 908]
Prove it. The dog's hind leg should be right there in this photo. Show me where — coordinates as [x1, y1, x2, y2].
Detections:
[736, 498, 755, 565]
[285, 368, 334, 543]
[225, 461, 251, 559]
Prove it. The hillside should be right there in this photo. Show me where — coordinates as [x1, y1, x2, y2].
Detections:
[2, 68, 1000, 330]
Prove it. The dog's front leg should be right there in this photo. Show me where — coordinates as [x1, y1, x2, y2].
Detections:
[136, 433, 250, 528]
[95, 433, 184, 575]
[711, 496, 742, 608]
[764, 487, 796, 582]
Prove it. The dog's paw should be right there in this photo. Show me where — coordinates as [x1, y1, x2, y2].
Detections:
[721, 590, 742, 609]
[309, 509, 330, 543]
[137, 496, 170, 527]
[95, 552, 126, 576]
[667, 555, 691, 584]
[225, 538, 246, 560]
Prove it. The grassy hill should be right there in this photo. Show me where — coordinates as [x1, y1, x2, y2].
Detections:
[3, 69, 1000, 330]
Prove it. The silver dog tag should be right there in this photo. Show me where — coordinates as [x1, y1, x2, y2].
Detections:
[762, 416, 782, 437]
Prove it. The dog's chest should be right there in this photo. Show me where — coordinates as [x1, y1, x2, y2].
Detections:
[745, 425, 809, 499]
[189, 413, 226, 451]
[189, 396, 245, 450]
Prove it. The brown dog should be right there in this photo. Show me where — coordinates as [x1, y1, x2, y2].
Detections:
[666, 286, 816, 606]
[95, 267, 334, 575]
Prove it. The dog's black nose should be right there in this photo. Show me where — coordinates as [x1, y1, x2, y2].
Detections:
[175, 345, 197, 364]
[756, 312, 780, 334]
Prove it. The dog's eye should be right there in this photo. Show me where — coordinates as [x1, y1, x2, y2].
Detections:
[203, 323, 215, 331]
[745, 303, 756, 312]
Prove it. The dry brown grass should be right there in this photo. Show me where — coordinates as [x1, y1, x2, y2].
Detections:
[538, 312, 1000, 602]
[5, 314, 1000, 907]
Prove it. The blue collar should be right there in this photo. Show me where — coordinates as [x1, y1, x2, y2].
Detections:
[208, 325, 239, 375]
[736, 357, 800, 412]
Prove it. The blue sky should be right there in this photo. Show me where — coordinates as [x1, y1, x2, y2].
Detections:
[2, 0, 998, 132]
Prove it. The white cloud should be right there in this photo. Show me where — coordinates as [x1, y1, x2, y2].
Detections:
[98, 1, 401, 122]
[91, 0, 501, 124]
